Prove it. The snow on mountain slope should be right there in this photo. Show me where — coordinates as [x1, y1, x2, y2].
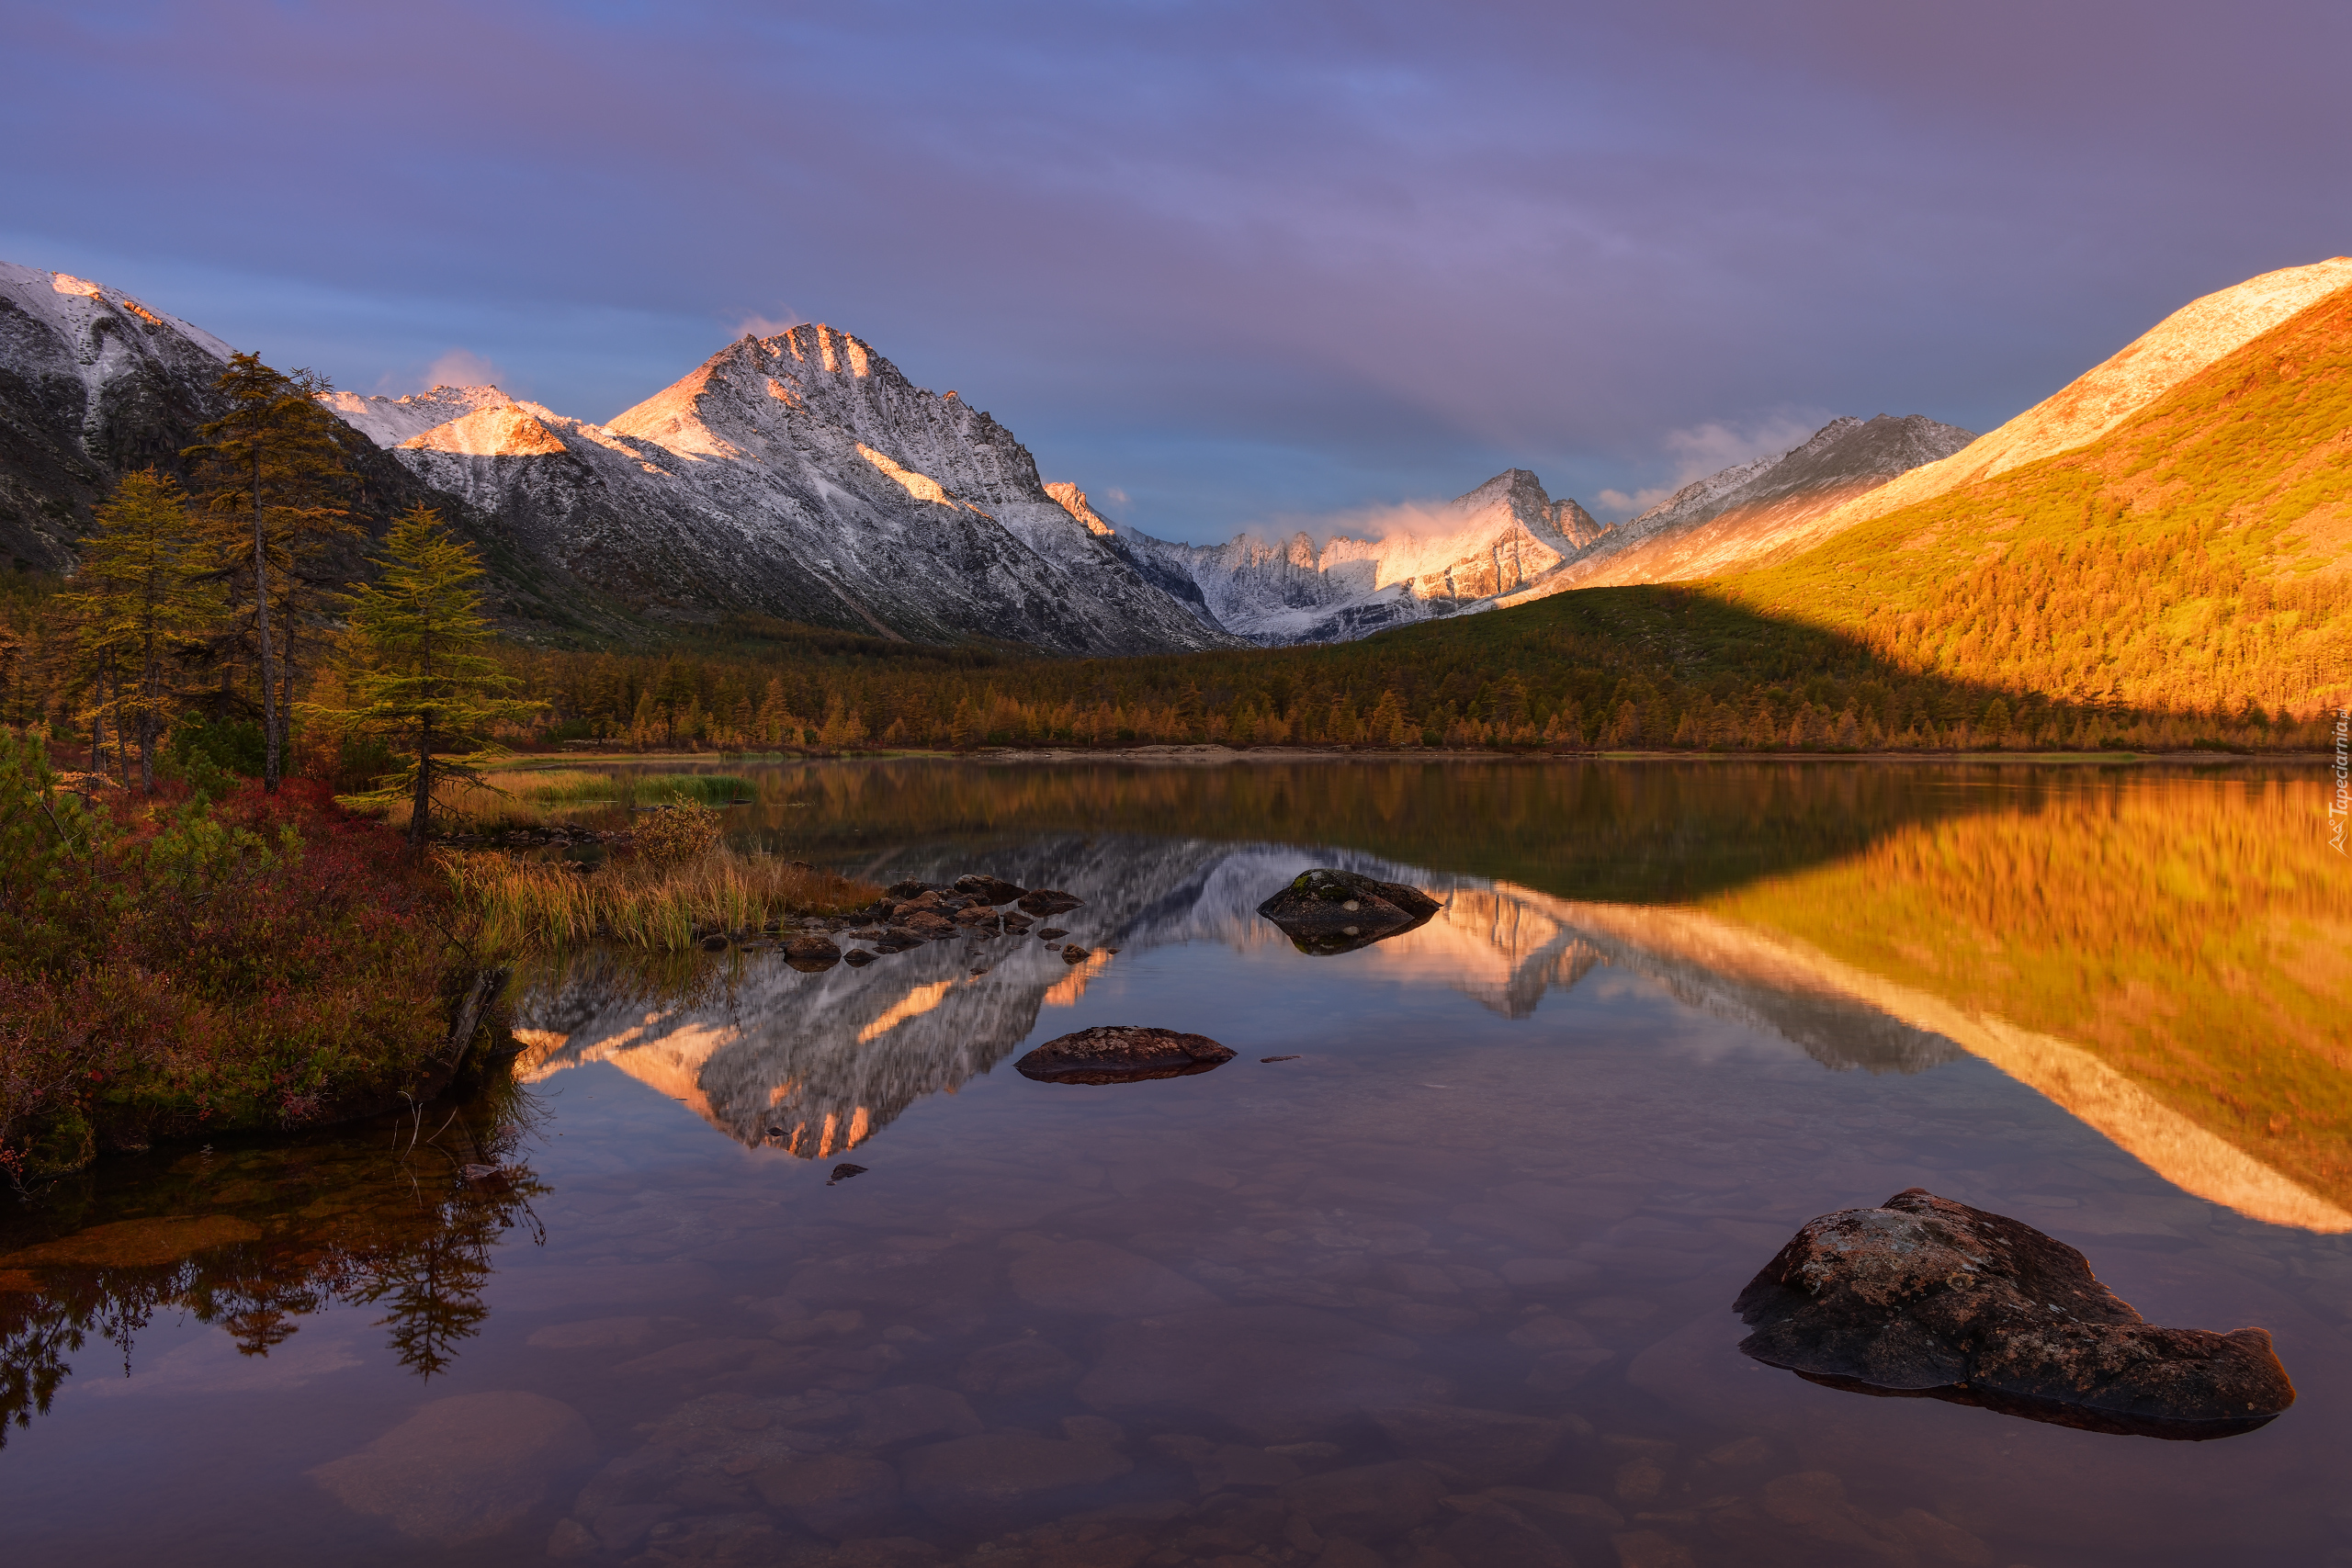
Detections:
[1528, 413, 1977, 592]
[1093, 468, 1606, 645]
[0, 260, 234, 570]
[1804, 257, 2352, 538]
[331, 324, 1240, 654]
[317, 384, 510, 448]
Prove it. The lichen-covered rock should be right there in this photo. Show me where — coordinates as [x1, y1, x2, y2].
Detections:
[1734, 1188, 2296, 1439]
[1014, 1025, 1236, 1084]
[952, 873, 1026, 905]
[1256, 868, 1441, 955]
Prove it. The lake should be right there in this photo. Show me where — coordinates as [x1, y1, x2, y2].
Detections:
[3, 758, 2346, 1568]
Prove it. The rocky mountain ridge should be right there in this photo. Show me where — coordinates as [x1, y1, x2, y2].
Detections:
[1534, 413, 1979, 592]
[0, 260, 232, 571]
[332, 324, 1240, 654]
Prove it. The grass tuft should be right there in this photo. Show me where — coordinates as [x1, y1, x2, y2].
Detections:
[443, 847, 876, 953]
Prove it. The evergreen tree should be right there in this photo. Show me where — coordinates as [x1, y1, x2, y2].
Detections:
[183, 354, 358, 791]
[324, 507, 537, 847]
[58, 471, 222, 793]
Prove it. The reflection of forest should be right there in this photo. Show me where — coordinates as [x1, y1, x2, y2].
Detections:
[0, 1095, 542, 1446]
[1699, 776, 2352, 1219]
[706, 757, 2017, 904]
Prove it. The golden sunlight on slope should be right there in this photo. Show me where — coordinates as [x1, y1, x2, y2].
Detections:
[857, 443, 961, 507]
[1812, 257, 2352, 536]
[396, 400, 570, 457]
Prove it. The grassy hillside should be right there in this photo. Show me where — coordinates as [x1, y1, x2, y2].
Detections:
[1728, 282, 2352, 716]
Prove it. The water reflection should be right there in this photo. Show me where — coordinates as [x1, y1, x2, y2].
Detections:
[0, 1089, 544, 1444]
[512, 837, 1969, 1164]
[522, 763, 2346, 1233]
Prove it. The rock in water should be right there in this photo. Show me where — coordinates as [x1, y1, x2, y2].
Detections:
[952, 873, 1026, 905]
[1256, 868, 1441, 954]
[1016, 887, 1084, 916]
[1015, 1025, 1236, 1084]
[784, 935, 842, 970]
[1733, 1188, 2296, 1440]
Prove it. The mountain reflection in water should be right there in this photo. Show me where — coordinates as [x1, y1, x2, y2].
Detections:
[0, 1089, 544, 1444]
[521, 761, 2346, 1232]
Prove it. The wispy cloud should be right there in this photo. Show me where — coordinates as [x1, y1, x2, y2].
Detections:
[422, 346, 508, 391]
[734, 310, 806, 339]
[1593, 412, 1827, 519]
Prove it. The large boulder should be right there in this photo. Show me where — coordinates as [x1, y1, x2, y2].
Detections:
[1734, 1188, 2296, 1440]
[1256, 869, 1441, 955]
[1013, 1025, 1235, 1084]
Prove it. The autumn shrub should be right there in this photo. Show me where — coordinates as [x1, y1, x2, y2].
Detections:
[630, 798, 726, 864]
[0, 728, 461, 1178]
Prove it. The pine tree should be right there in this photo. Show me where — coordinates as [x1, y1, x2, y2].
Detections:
[324, 507, 537, 846]
[183, 355, 359, 791]
[57, 471, 222, 792]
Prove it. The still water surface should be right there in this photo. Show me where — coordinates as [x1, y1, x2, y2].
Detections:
[3, 761, 2346, 1568]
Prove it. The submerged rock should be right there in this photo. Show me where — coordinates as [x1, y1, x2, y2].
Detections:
[1734, 1188, 2296, 1439]
[1256, 868, 1442, 955]
[1014, 1025, 1236, 1084]
[309, 1392, 594, 1543]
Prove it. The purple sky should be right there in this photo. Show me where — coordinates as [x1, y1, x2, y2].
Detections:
[8, 1, 2346, 540]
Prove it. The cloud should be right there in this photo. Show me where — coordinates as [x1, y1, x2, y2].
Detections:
[1102, 486, 1130, 507]
[422, 346, 508, 391]
[734, 310, 806, 339]
[1593, 412, 1829, 519]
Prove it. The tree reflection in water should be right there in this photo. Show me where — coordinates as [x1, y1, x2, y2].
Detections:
[0, 1081, 546, 1445]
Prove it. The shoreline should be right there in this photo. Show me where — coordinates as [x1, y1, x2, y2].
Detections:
[513, 744, 2334, 769]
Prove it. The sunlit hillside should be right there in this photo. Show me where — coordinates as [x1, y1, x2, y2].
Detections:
[1700, 776, 2352, 1210]
[1727, 283, 2352, 716]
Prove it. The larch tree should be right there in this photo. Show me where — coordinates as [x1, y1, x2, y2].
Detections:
[58, 470, 223, 793]
[183, 353, 359, 792]
[328, 506, 537, 847]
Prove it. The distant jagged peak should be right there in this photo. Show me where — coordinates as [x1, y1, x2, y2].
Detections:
[1044, 481, 1118, 537]
[1619, 412, 1976, 541]
[320, 383, 511, 449]
[1447, 467, 1605, 550]
[394, 400, 570, 459]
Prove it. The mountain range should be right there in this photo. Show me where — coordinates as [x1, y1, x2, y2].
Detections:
[5, 254, 2347, 655]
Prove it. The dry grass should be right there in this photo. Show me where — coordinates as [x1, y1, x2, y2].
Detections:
[362, 769, 752, 833]
[443, 846, 877, 953]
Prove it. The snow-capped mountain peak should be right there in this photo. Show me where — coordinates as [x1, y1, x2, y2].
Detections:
[320, 384, 512, 449]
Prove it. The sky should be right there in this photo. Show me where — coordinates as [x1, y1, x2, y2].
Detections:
[6, 1, 2347, 542]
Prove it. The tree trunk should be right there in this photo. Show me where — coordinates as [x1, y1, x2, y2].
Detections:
[253, 445, 280, 794]
[90, 669, 104, 773]
[409, 713, 433, 848]
[138, 627, 158, 795]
